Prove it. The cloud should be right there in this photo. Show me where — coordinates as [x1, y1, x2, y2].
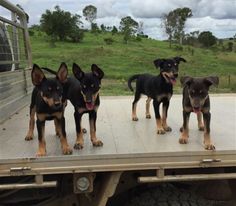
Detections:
[128, 0, 236, 19]
[194, 0, 236, 19]
[1, 0, 235, 39]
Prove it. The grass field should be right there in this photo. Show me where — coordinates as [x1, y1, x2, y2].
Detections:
[31, 31, 236, 95]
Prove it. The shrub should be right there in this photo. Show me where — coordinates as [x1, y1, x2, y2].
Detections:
[104, 37, 114, 45]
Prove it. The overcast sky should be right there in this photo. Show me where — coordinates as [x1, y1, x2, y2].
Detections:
[1, 0, 236, 39]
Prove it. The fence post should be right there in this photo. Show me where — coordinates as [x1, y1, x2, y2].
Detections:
[19, 15, 32, 69]
[11, 11, 19, 70]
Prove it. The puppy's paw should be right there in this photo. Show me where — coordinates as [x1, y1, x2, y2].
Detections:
[164, 126, 172, 132]
[25, 135, 33, 141]
[146, 114, 151, 119]
[132, 117, 138, 121]
[157, 129, 165, 134]
[179, 136, 188, 144]
[92, 139, 103, 147]
[62, 146, 73, 155]
[36, 149, 46, 157]
[198, 126, 204, 131]
[55, 132, 60, 138]
[179, 127, 183, 132]
[74, 142, 84, 150]
[204, 143, 215, 150]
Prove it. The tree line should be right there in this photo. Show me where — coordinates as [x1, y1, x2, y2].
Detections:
[29, 5, 144, 44]
[29, 4, 236, 51]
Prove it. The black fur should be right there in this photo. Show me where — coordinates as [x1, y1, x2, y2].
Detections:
[64, 63, 104, 149]
[179, 76, 219, 150]
[128, 57, 186, 134]
[25, 63, 72, 156]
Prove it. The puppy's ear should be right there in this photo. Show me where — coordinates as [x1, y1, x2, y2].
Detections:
[153, 59, 165, 68]
[204, 76, 219, 87]
[57, 62, 68, 83]
[174, 56, 187, 63]
[180, 76, 193, 87]
[73, 63, 84, 80]
[31, 64, 46, 86]
[91, 64, 104, 79]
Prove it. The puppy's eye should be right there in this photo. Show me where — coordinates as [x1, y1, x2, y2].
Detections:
[168, 64, 171, 67]
[199, 90, 203, 94]
[57, 86, 60, 90]
[91, 84, 94, 88]
[48, 87, 52, 91]
[174, 63, 177, 66]
[83, 85, 86, 89]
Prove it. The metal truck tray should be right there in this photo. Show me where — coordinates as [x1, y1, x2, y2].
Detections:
[0, 95, 235, 176]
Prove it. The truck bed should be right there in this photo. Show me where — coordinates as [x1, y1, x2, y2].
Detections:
[0, 95, 235, 176]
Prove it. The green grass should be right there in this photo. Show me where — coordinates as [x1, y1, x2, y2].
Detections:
[30, 32, 236, 95]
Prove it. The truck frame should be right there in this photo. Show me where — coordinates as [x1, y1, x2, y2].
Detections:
[0, 1, 236, 205]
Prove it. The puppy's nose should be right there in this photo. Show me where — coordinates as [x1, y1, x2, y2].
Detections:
[174, 73, 178, 78]
[54, 102, 61, 107]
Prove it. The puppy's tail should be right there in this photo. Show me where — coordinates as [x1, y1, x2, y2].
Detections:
[128, 74, 140, 92]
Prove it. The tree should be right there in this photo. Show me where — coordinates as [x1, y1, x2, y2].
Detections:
[173, 7, 192, 44]
[83, 5, 97, 29]
[137, 21, 144, 35]
[227, 42, 234, 52]
[91, 23, 100, 34]
[198, 31, 217, 48]
[119, 16, 139, 44]
[40, 6, 83, 42]
[162, 7, 192, 46]
[100, 24, 106, 32]
[183, 30, 199, 46]
[162, 12, 176, 48]
[111, 26, 118, 35]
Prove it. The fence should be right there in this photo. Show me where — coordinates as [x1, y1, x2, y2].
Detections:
[0, 0, 32, 122]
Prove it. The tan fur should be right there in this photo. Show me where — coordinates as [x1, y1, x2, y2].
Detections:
[25, 106, 36, 140]
[145, 97, 152, 118]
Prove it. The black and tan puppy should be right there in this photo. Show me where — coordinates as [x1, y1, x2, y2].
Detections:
[25, 63, 72, 156]
[179, 76, 219, 150]
[65, 63, 104, 149]
[128, 57, 186, 134]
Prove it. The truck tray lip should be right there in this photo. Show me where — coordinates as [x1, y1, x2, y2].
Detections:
[0, 150, 235, 177]
[0, 149, 236, 164]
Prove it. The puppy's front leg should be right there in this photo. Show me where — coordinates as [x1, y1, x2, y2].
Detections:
[89, 110, 103, 147]
[74, 111, 84, 149]
[36, 119, 46, 156]
[153, 100, 165, 134]
[197, 112, 204, 131]
[56, 117, 72, 155]
[162, 100, 172, 132]
[179, 110, 190, 144]
[203, 112, 215, 150]
[25, 105, 36, 141]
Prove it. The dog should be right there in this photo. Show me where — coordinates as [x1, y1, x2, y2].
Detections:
[128, 57, 186, 134]
[25, 63, 72, 156]
[179, 76, 219, 150]
[64, 63, 104, 149]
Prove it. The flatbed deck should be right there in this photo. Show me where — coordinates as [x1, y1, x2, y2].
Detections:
[0, 95, 235, 176]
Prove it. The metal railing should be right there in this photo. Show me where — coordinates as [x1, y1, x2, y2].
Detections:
[0, 0, 32, 72]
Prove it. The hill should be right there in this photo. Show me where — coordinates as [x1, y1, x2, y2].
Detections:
[30, 31, 236, 95]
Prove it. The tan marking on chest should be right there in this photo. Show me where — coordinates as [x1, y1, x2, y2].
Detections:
[156, 93, 172, 102]
[37, 112, 62, 121]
